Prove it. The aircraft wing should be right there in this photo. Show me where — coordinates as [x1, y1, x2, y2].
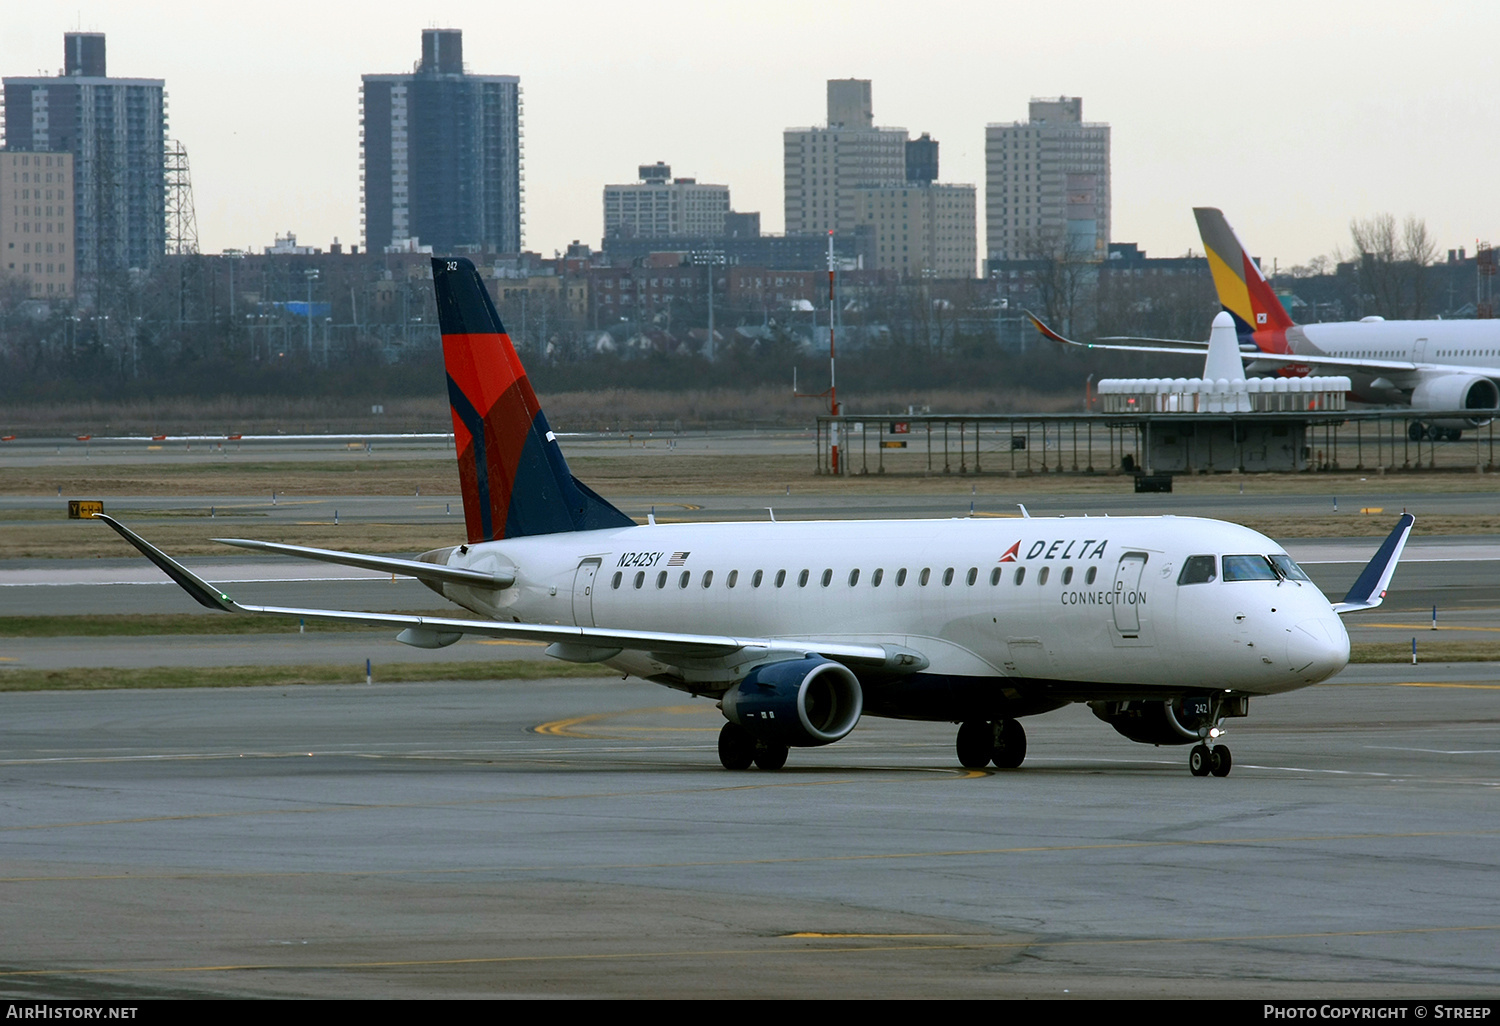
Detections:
[1026, 312, 1211, 353]
[95, 515, 927, 673]
[1330, 513, 1415, 614]
[212, 537, 514, 590]
[1258, 353, 1417, 373]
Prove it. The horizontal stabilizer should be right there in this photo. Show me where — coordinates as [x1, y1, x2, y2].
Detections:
[1332, 513, 1415, 614]
[213, 537, 514, 589]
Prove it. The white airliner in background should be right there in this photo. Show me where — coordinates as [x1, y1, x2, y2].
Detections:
[97, 257, 1414, 778]
[1036, 208, 1500, 439]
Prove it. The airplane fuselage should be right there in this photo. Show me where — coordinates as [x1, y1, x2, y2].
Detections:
[432, 515, 1349, 718]
[1247, 321, 1500, 407]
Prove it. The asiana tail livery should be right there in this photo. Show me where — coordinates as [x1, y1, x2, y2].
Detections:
[1031, 208, 1500, 439]
[97, 257, 1414, 778]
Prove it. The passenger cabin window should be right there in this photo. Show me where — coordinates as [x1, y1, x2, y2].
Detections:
[798, 569, 810, 587]
[1085, 567, 1097, 585]
[990, 567, 1001, 585]
[1177, 555, 1217, 585]
[657, 571, 668, 589]
[942, 568, 955, 586]
[727, 570, 738, 588]
[821, 569, 833, 587]
[634, 571, 645, 589]
[702, 570, 713, 588]
[872, 568, 884, 587]
[1038, 567, 1049, 585]
[896, 568, 908, 586]
[1014, 567, 1026, 585]
[1062, 567, 1073, 585]
[679, 571, 691, 588]
[752, 570, 763, 588]
[775, 570, 786, 588]
[919, 568, 931, 586]
[611, 572, 622, 589]
[848, 569, 860, 587]
[1222, 555, 1279, 582]
[966, 567, 978, 586]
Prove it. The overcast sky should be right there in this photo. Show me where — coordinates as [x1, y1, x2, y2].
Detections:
[6, 1, 1496, 269]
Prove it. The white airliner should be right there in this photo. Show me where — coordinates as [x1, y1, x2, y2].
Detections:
[1035, 208, 1500, 439]
[96, 257, 1414, 778]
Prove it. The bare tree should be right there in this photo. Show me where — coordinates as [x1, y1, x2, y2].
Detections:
[1018, 230, 1096, 336]
[1347, 214, 1436, 318]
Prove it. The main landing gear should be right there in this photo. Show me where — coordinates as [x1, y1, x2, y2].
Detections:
[1188, 743, 1232, 778]
[718, 722, 789, 771]
[955, 719, 1027, 770]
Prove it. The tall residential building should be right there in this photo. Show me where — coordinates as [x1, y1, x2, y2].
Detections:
[361, 29, 522, 255]
[784, 79, 907, 237]
[602, 163, 730, 240]
[985, 96, 1110, 262]
[2, 33, 166, 284]
[1, 151, 76, 299]
[853, 182, 976, 279]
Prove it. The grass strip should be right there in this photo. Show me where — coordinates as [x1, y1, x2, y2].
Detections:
[0, 660, 612, 693]
[1349, 641, 1500, 663]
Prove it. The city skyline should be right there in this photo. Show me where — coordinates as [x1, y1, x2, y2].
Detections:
[4, 1, 1496, 271]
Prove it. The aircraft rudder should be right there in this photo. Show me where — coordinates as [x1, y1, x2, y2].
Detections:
[431, 258, 632, 541]
[1193, 207, 1295, 342]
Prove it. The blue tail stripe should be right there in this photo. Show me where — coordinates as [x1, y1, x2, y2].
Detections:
[446, 374, 494, 541]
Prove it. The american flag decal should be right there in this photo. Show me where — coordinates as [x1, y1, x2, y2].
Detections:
[668, 551, 691, 566]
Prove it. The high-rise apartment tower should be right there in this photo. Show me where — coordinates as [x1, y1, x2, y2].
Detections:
[361, 29, 522, 254]
[3, 33, 166, 285]
[985, 97, 1109, 262]
[784, 79, 907, 237]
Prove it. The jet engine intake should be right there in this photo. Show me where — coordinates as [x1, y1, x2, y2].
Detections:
[720, 656, 863, 747]
[1089, 697, 1216, 746]
[1410, 374, 1499, 426]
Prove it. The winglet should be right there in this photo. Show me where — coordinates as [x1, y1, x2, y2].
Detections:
[95, 514, 239, 612]
[1025, 311, 1078, 346]
[1332, 513, 1415, 614]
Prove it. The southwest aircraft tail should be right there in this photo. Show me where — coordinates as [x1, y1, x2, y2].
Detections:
[431, 257, 634, 542]
[1193, 207, 1296, 351]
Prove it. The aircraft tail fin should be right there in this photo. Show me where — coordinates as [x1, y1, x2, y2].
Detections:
[431, 257, 634, 543]
[1193, 208, 1296, 346]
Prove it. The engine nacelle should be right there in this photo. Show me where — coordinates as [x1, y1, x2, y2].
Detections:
[1410, 374, 1499, 426]
[1089, 697, 1216, 746]
[720, 656, 862, 748]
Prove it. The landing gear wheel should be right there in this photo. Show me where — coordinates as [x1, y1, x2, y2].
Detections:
[753, 740, 789, 771]
[991, 718, 1027, 769]
[1189, 744, 1211, 777]
[718, 722, 755, 770]
[956, 720, 994, 768]
[1210, 746, 1232, 777]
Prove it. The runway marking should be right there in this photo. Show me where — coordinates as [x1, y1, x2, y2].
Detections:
[1367, 746, 1500, 755]
[535, 704, 706, 738]
[3, 923, 1499, 977]
[4, 827, 1500, 880]
[1328, 680, 1500, 690]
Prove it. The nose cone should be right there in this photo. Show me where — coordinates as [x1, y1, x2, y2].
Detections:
[1288, 616, 1350, 683]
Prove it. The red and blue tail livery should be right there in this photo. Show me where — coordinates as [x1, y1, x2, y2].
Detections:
[431, 257, 633, 542]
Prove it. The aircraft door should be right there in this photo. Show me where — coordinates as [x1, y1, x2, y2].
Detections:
[572, 558, 602, 627]
[1111, 551, 1150, 642]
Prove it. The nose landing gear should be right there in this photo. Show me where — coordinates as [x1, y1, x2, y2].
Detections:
[1188, 742, 1232, 777]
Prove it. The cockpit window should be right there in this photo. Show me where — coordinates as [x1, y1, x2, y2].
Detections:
[1269, 554, 1312, 582]
[1177, 555, 1217, 585]
[1222, 554, 1279, 582]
